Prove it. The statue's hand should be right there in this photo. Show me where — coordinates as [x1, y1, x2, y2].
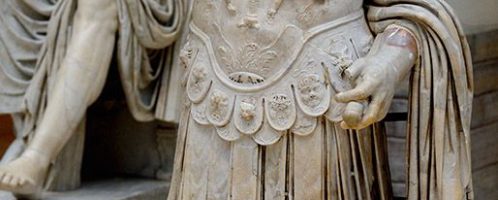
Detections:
[334, 25, 418, 130]
[335, 55, 397, 130]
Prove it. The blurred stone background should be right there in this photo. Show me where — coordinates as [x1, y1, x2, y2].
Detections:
[0, 0, 497, 199]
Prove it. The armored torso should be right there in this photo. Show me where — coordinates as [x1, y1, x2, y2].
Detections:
[181, 0, 374, 145]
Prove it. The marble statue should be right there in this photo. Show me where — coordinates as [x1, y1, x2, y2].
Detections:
[0, 0, 473, 199]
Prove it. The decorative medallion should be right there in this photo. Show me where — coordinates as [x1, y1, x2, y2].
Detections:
[190, 66, 207, 92]
[240, 98, 257, 121]
[207, 90, 234, 126]
[186, 62, 211, 103]
[265, 93, 296, 131]
[234, 97, 263, 134]
[297, 74, 323, 107]
[294, 73, 330, 116]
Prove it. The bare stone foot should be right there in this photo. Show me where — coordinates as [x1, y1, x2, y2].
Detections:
[0, 149, 50, 197]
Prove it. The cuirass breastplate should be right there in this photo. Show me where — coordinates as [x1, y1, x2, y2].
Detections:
[181, 0, 374, 145]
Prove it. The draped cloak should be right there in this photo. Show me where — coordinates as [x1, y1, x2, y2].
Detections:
[0, 0, 473, 199]
[368, 0, 474, 199]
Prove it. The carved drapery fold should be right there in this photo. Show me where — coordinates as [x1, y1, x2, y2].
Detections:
[117, 0, 186, 121]
[368, 0, 474, 199]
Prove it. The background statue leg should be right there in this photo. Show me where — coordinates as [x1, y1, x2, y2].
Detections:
[0, 0, 118, 196]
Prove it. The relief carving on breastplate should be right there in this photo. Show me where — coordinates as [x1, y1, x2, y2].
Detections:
[179, 35, 195, 69]
[327, 36, 355, 75]
[234, 97, 264, 135]
[190, 0, 312, 91]
[294, 73, 330, 115]
[321, 34, 366, 122]
[207, 90, 234, 126]
[187, 61, 211, 104]
[240, 99, 256, 121]
[232, 0, 286, 28]
[297, 74, 323, 107]
[265, 93, 296, 131]
[180, 35, 198, 85]
[297, 3, 326, 27]
[224, 0, 237, 15]
[190, 65, 207, 92]
[269, 96, 291, 120]
[219, 43, 278, 85]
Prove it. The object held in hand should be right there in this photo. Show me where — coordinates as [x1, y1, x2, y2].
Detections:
[343, 101, 365, 126]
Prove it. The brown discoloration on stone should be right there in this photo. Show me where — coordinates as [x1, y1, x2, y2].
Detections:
[384, 27, 418, 54]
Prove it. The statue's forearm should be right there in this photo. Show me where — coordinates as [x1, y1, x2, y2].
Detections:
[372, 25, 418, 83]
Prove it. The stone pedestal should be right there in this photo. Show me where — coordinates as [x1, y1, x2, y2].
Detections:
[0, 179, 169, 200]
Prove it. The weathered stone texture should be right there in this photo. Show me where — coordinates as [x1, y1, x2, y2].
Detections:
[0, 179, 169, 200]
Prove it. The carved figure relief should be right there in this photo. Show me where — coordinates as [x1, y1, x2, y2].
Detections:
[233, 97, 262, 133]
[240, 98, 257, 121]
[221, 43, 278, 84]
[187, 62, 211, 103]
[297, 74, 323, 107]
[266, 94, 295, 130]
[207, 90, 233, 126]
[327, 36, 355, 76]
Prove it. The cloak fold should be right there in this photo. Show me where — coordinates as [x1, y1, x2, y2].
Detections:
[367, 0, 473, 199]
[116, 0, 186, 121]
